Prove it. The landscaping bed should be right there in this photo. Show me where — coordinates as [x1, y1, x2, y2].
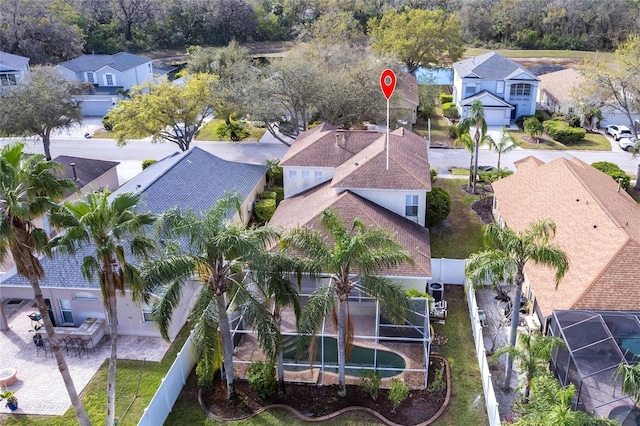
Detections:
[201, 358, 448, 426]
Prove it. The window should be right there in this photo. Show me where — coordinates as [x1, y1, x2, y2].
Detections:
[73, 292, 98, 302]
[0, 73, 17, 86]
[405, 195, 419, 217]
[288, 170, 297, 179]
[510, 83, 531, 96]
[142, 303, 153, 323]
[105, 73, 115, 86]
[464, 83, 476, 98]
[86, 72, 95, 84]
[301, 170, 310, 179]
[315, 171, 322, 181]
[496, 81, 504, 94]
[59, 299, 74, 324]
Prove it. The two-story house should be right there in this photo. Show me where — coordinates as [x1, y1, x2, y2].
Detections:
[55, 52, 154, 116]
[0, 51, 29, 89]
[452, 52, 539, 126]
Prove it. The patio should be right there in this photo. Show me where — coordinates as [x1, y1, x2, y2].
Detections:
[0, 299, 171, 416]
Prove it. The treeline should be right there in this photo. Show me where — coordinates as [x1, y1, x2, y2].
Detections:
[2, 0, 637, 65]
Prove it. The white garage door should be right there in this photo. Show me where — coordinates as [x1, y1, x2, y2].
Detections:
[483, 108, 510, 126]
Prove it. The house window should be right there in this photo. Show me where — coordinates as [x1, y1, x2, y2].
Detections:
[142, 303, 153, 323]
[464, 83, 476, 98]
[288, 170, 297, 179]
[59, 299, 74, 324]
[105, 73, 115, 86]
[315, 171, 322, 181]
[73, 292, 99, 302]
[301, 170, 310, 179]
[0, 73, 17, 86]
[86, 72, 95, 84]
[496, 81, 504, 94]
[510, 83, 531, 96]
[405, 194, 419, 217]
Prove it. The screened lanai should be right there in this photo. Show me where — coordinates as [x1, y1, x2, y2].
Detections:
[549, 310, 640, 421]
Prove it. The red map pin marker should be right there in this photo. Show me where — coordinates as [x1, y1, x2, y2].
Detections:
[380, 69, 396, 100]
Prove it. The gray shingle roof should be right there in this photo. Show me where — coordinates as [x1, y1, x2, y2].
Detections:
[453, 52, 538, 81]
[57, 52, 151, 72]
[0, 51, 29, 71]
[53, 155, 119, 193]
[1, 148, 267, 289]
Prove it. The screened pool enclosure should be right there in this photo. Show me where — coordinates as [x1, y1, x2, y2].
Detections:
[549, 310, 640, 420]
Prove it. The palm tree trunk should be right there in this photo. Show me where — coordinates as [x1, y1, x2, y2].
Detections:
[497, 153, 502, 171]
[472, 133, 480, 194]
[105, 288, 118, 426]
[635, 164, 640, 190]
[31, 276, 92, 425]
[337, 297, 347, 397]
[275, 308, 285, 396]
[216, 293, 236, 400]
[468, 151, 474, 189]
[0, 301, 8, 331]
[504, 277, 524, 389]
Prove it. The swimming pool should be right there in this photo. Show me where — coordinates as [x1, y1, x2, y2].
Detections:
[283, 336, 406, 378]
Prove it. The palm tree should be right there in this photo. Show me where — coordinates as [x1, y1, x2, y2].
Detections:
[523, 116, 544, 144]
[615, 362, 640, 407]
[493, 332, 564, 401]
[49, 191, 156, 426]
[457, 99, 491, 193]
[488, 126, 520, 170]
[281, 208, 413, 397]
[466, 220, 568, 389]
[142, 193, 280, 400]
[0, 142, 92, 426]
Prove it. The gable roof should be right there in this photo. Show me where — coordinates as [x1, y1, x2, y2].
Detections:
[57, 52, 151, 73]
[538, 68, 585, 105]
[492, 156, 640, 317]
[454, 52, 538, 81]
[53, 156, 119, 192]
[459, 90, 515, 109]
[0, 51, 29, 72]
[528, 64, 566, 76]
[269, 182, 431, 277]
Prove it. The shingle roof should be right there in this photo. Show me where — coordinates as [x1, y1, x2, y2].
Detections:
[0, 51, 29, 71]
[270, 182, 431, 277]
[459, 90, 514, 108]
[53, 155, 119, 192]
[453, 52, 538, 81]
[538, 68, 585, 105]
[57, 52, 151, 73]
[1, 148, 267, 289]
[492, 156, 640, 317]
[528, 64, 566, 76]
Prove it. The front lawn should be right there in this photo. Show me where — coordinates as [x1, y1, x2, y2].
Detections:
[195, 119, 267, 142]
[429, 178, 485, 259]
[509, 129, 611, 151]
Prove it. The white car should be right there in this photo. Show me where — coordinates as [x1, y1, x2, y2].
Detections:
[605, 124, 633, 141]
[618, 136, 639, 152]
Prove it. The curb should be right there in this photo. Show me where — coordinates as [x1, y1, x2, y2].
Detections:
[198, 355, 452, 426]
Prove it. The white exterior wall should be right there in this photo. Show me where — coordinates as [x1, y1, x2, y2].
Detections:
[113, 62, 154, 89]
[504, 80, 539, 117]
[393, 277, 429, 292]
[347, 188, 426, 227]
[283, 166, 334, 198]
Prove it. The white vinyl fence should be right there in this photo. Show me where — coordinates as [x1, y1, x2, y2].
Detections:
[430, 258, 466, 284]
[466, 284, 501, 426]
[138, 334, 196, 426]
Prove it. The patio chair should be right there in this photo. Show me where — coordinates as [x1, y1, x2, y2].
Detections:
[36, 338, 52, 358]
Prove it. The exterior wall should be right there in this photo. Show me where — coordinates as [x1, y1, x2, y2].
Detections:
[57, 61, 153, 90]
[113, 62, 154, 89]
[504, 79, 539, 117]
[600, 107, 638, 129]
[283, 166, 335, 198]
[393, 276, 429, 292]
[239, 174, 267, 225]
[347, 188, 426, 227]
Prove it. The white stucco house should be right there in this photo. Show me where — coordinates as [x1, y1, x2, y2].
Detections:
[0, 51, 29, 89]
[452, 52, 539, 126]
[55, 52, 154, 117]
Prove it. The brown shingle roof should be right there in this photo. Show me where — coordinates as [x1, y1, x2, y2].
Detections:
[492, 156, 640, 317]
[538, 68, 585, 105]
[270, 182, 431, 277]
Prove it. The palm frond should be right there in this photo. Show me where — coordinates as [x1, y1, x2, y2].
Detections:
[151, 278, 186, 340]
[297, 285, 336, 355]
[359, 276, 410, 324]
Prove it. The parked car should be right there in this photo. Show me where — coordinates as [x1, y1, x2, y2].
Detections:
[605, 124, 633, 140]
[618, 136, 638, 152]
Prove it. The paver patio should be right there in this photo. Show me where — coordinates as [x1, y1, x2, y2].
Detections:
[0, 299, 170, 416]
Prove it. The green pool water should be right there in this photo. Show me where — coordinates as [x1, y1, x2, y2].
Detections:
[283, 336, 406, 378]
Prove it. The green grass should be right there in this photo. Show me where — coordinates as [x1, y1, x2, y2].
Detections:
[195, 119, 267, 142]
[465, 48, 615, 62]
[450, 168, 469, 176]
[429, 178, 485, 259]
[510, 129, 611, 151]
[0, 327, 190, 426]
[431, 285, 488, 426]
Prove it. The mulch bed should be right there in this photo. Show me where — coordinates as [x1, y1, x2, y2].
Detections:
[471, 196, 495, 224]
[201, 358, 447, 425]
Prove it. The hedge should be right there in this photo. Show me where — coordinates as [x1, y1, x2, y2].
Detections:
[542, 120, 585, 144]
[269, 186, 285, 204]
[258, 191, 277, 200]
[442, 103, 459, 120]
[426, 187, 451, 226]
[591, 161, 631, 189]
[439, 93, 453, 104]
[255, 198, 276, 222]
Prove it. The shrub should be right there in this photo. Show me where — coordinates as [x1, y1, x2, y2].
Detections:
[430, 367, 445, 395]
[405, 288, 429, 298]
[478, 169, 514, 183]
[255, 198, 276, 222]
[269, 185, 285, 204]
[215, 119, 250, 141]
[439, 93, 453, 104]
[141, 159, 157, 170]
[247, 361, 277, 400]
[360, 370, 382, 400]
[448, 124, 458, 139]
[443, 106, 459, 120]
[102, 115, 113, 131]
[516, 115, 534, 129]
[258, 191, 276, 200]
[430, 169, 437, 183]
[591, 161, 631, 189]
[425, 187, 451, 226]
[266, 159, 283, 186]
[388, 378, 410, 413]
[543, 120, 585, 144]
